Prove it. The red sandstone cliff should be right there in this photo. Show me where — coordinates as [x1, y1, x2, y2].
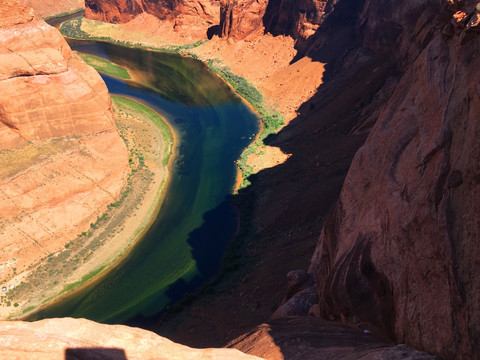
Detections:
[20, 0, 83, 18]
[0, 0, 129, 300]
[308, 1, 480, 358]
[219, 0, 337, 40]
[85, 0, 219, 37]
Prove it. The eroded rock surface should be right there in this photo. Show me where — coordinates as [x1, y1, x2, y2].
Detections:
[85, 0, 219, 37]
[229, 317, 440, 360]
[219, 0, 337, 40]
[0, 318, 262, 360]
[0, 0, 129, 307]
[20, 0, 83, 18]
[309, 1, 480, 358]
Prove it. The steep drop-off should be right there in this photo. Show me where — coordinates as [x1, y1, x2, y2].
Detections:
[157, 1, 480, 359]
[309, 1, 480, 358]
[0, 0, 129, 311]
[219, 0, 337, 41]
[0, 318, 261, 360]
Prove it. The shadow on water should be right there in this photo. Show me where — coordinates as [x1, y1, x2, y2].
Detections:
[124, 196, 237, 329]
[27, 41, 259, 325]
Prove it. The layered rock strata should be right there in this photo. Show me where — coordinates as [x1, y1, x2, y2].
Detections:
[0, 0, 128, 298]
[63, 0, 480, 358]
[84, 0, 337, 41]
[219, 0, 337, 40]
[85, 0, 219, 37]
[20, 0, 84, 18]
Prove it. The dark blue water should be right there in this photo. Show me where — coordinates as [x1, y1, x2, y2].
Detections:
[29, 41, 258, 323]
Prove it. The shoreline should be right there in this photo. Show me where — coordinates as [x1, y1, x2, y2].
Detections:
[13, 96, 176, 320]
[12, 18, 278, 319]
[44, 8, 84, 21]
[58, 16, 286, 189]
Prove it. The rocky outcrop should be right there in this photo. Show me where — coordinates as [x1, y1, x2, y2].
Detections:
[0, 318, 262, 359]
[0, 0, 129, 303]
[84, 0, 336, 41]
[0, 4, 115, 149]
[159, 1, 479, 359]
[263, 0, 337, 39]
[85, 0, 219, 37]
[217, 0, 337, 40]
[309, 1, 480, 358]
[218, 0, 267, 40]
[229, 317, 440, 360]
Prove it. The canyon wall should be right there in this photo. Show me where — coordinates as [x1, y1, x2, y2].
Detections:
[20, 0, 83, 18]
[0, 0, 129, 297]
[219, 0, 338, 40]
[84, 0, 337, 41]
[309, 0, 480, 359]
[85, 0, 219, 37]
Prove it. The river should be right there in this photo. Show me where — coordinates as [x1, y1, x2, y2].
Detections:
[28, 40, 259, 324]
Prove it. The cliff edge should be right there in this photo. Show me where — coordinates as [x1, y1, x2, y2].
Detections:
[0, 318, 261, 360]
[309, 1, 480, 358]
[0, 0, 129, 315]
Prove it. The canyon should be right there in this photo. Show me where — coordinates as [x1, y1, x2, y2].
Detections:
[0, 0, 479, 359]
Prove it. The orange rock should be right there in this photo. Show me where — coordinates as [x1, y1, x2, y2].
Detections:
[0, 318, 263, 360]
[0, 0, 129, 291]
[309, 1, 480, 358]
[20, 0, 84, 18]
[85, 0, 219, 38]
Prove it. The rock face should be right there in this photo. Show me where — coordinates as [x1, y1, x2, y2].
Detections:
[20, 0, 84, 18]
[0, 4, 115, 150]
[309, 1, 480, 358]
[85, 0, 219, 37]
[263, 0, 337, 39]
[160, 1, 480, 359]
[0, 0, 128, 297]
[84, 0, 336, 41]
[218, 0, 268, 40]
[0, 318, 262, 360]
[229, 317, 440, 360]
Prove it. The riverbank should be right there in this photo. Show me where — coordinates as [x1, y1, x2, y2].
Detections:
[57, 16, 320, 187]
[2, 96, 174, 319]
[76, 52, 131, 80]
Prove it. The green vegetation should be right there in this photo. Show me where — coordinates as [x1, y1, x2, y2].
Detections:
[207, 60, 284, 188]
[59, 17, 90, 38]
[43, 9, 83, 21]
[62, 266, 105, 294]
[59, 16, 282, 188]
[76, 52, 131, 79]
[60, 17, 207, 54]
[111, 96, 174, 166]
[22, 306, 35, 314]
